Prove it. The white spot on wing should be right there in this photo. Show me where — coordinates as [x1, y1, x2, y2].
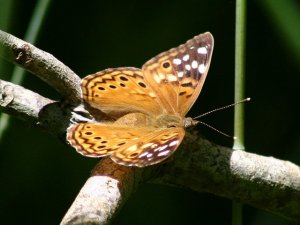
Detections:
[178, 71, 184, 78]
[198, 64, 206, 73]
[167, 74, 177, 82]
[183, 54, 189, 61]
[173, 58, 181, 65]
[139, 152, 149, 158]
[197, 47, 207, 54]
[159, 145, 168, 151]
[147, 153, 153, 158]
[191, 60, 198, 69]
[154, 147, 160, 152]
[185, 64, 191, 71]
[169, 140, 179, 147]
[158, 150, 171, 157]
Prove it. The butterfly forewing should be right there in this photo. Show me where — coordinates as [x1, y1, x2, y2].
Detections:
[142, 32, 214, 116]
[81, 67, 162, 117]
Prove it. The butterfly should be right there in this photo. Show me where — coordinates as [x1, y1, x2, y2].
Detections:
[67, 32, 214, 167]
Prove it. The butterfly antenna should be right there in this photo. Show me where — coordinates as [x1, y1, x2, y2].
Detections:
[197, 121, 236, 139]
[193, 98, 250, 120]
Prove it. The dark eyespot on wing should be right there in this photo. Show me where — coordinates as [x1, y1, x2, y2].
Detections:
[163, 62, 170, 68]
[120, 76, 129, 81]
[181, 82, 193, 87]
[138, 82, 147, 88]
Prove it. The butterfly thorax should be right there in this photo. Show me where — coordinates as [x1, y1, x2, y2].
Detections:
[154, 114, 183, 128]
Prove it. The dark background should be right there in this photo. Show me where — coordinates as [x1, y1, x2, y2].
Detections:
[0, 0, 300, 224]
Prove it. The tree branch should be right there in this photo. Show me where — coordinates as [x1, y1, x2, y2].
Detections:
[0, 30, 299, 225]
[0, 79, 52, 122]
[60, 133, 300, 225]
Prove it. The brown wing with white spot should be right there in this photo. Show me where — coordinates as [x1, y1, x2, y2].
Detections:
[81, 67, 162, 117]
[142, 32, 214, 116]
[67, 123, 184, 167]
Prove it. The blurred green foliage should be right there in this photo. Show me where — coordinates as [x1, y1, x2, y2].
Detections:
[0, 0, 299, 224]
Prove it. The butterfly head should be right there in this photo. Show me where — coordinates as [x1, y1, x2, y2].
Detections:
[183, 117, 199, 128]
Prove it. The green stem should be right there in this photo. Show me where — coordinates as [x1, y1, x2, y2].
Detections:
[234, 0, 246, 150]
[232, 0, 247, 225]
[0, 0, 51, 142]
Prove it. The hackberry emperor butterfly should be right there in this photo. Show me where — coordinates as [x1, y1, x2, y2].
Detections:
[67, 32, 214, 167]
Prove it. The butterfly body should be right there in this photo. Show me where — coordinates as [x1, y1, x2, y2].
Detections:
[67, 32, 214, 167]
[114, 112, 184, 128]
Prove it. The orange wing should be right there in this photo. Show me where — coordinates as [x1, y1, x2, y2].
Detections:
[81, 67, 163, 117]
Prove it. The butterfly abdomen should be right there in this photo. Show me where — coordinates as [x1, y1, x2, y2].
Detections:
[114, 112, 154, 127]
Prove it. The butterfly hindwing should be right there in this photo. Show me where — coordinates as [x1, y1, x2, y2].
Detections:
[67, 122, 154, 157]
[111, 127, 185, 167]
[67, 122, 184, 167]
